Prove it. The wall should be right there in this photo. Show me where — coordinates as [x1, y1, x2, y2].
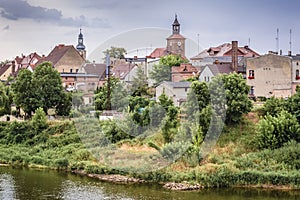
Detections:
[246, 54, 292, 98]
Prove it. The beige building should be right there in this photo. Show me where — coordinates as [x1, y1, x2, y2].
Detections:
[291, 55, 300, 94]
[156, 81, 191, 106]
[246, 53, 292, 98]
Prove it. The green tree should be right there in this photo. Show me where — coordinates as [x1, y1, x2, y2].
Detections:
[221, 73, 253, 124]
[12, 69, 39, 117]
[111, 82, 129, 112]
[0, 82, 12, 116]
[286, 86, 300, 122]
[31, 107, 48, 132]
[160, 54, 188, 67]
[94, 77, 120, 111]
[103, 46, 127, 59]
[12, 62, 72, 117]
[149, 55, 188, 86]
[256, 111, 300, 149]
[131, 66, 149, 97]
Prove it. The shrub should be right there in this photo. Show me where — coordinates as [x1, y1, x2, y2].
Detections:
[256, 111, 300, 149]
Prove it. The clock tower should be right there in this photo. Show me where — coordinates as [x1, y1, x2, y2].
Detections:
[76, 28, 86, 60]
[166, 14, 186, 57]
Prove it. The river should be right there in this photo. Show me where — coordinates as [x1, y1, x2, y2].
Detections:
[0, 167, 299, 200]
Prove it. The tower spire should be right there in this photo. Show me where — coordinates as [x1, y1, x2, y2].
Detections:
[172, 14, 180, 34]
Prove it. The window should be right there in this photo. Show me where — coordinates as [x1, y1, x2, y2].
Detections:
[76, 69, 79, 73]
[248, 70, 255, 79]
[250, 86, 254, 95]
[70, 69, 73, 73]
[207, 77, 210, 82]
[296, 70, 300, 80]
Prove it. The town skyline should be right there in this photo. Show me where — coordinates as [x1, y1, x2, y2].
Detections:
[1, 0, 300, 61]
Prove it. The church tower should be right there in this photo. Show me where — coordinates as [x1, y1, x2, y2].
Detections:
[166, 14, 186, 57]
[76, 28, 86, 60]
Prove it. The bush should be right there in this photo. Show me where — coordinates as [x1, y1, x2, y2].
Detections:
[256, 111, 300, 149]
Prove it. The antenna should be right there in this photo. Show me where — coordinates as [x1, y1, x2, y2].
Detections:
[197, 33, 200, 54]
[289, 29, 292, 52]
[276, 28, 279, 53]
[248, 38, 251, 47]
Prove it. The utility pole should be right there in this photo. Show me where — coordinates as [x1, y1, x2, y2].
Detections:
[106, 53, 111, 110]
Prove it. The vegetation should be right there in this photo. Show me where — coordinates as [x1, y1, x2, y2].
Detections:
[150, 54, 188, 86]
[103, 46, 127, 59]
[11, 62, 71, 117]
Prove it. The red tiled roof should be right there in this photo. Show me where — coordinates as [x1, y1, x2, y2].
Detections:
[149, 48, 168, 58]
[191, 43, 260, 60]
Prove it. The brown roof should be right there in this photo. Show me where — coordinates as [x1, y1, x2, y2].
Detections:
[111, 63, 137, 79]
[206, 64, 233, 76]
[0, 63, 11, 77]
[83, 63, 106, 80]
[149, 48, 168, 58]
[37, 44, 77, 66]
[191, 43, 260, 60]
[167, 33, 185, 39]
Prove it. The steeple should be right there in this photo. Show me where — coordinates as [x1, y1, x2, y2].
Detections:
[76, 28, 85, 51]
[172, 14, 180, 34]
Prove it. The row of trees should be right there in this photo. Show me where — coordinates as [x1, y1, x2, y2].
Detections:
[0, 62, 72, 118]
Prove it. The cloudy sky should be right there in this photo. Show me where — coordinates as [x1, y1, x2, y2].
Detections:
[0, 0, 300, 61]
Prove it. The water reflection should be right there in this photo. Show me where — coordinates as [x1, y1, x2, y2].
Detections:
[0, 173, 17, 200]
[0, 167, 300, 200]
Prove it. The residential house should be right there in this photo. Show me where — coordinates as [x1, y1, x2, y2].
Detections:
[246, 53, 292, 98]
[291, 54, 300, 94]
[15, 52, 42, 72]
[0, 61, 15, 81]
[37, 44, 85, 87]
[111, 62, 138, 83]
[199, 64, 233, 82]
[76, 62, 106, 90]
[172, 63, 200, 82]
[156, 81, 191, 106]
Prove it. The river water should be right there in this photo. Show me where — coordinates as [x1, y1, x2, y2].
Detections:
[0, 167, 299, 200]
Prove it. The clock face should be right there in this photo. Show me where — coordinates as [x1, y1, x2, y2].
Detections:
[177, 41, 181, 46]
[79, 39, 83, 43]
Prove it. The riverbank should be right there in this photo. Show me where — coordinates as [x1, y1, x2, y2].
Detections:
[0, 113, 299, 191]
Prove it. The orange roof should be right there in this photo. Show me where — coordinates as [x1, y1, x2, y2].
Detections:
[148, 48, 167, 58]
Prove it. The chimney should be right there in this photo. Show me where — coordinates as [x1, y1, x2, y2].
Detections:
[12, 61, 16, 77]
[231, 41, 238, 72]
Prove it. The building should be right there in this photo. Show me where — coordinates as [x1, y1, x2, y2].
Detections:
[171, 63, 199, 82]
[156, 81, 191, 106]
[199, 64, 233, 82]
[0, 62, 15, 81]
[290, 54, 300, 94]
[148, 14, 186, 59]
[246, 53, 292, 98]
[190, 41, 260, 68]
[37, 44, 85, 87]
[15, 52, 42, 72]
[76, 29, 86, 60]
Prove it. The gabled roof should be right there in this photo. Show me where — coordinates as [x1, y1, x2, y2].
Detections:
[111, 63, 137, 80]
[149, 48, 168, 58]
[191, 43, 260, 60]
[204, 64, 233, 76]
[37, 44, 80, 66]
[0, 63, 11, 77]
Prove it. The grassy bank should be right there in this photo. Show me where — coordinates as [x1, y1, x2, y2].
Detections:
[0, 112, 299, 190]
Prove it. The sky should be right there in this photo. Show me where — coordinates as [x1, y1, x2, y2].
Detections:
[1, 0, 300, 62]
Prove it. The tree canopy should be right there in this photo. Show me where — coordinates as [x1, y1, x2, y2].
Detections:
[103, 46, 127, 59]
[12, 62, 71, 117]
[149, 54, 188, 87]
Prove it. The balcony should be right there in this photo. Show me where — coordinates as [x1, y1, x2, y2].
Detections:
[248, 76, 255, 79]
